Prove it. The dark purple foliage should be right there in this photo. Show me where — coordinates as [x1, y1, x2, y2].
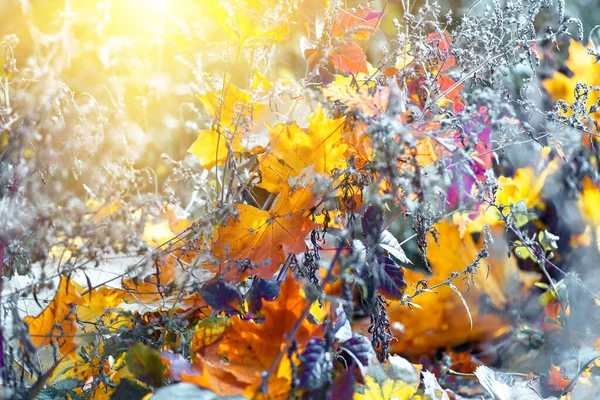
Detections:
[297, 338, 333, 391]
[246, 278, 281, 314]
[376, 254, 407, 300]
[199, 280, 243, 316]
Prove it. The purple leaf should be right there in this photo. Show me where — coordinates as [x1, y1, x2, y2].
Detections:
[199, 280, 243, 316]
[246, 279, 280, 314]
[362, 204, 384, 246]
[340, 335, 374, 367]
[376, 255, 407, 300]
[297, 338, 333, 391]
[160, 351, 194, 382]
[331, 368, 357, 398]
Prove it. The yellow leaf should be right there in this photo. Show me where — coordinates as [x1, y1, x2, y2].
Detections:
[454, 160, 558, 234]
[198, 84, 256, 128]
[355, 375, 419, 400]
[142, 206, 193, 248]
[578, 177, 600, 225]
[85, 198, 122, 222]
[251, 70, 272, 91]
[189, 83, 265, 169]
[354, 357, 422, 400]
[188, 129, 232, 170]
[543, 39, 600, 121]
[258, 107, 347, 192]
[212, 0, 290, 46]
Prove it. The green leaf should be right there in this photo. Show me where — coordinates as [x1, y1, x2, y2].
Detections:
[126, 343, 166, 387]
[110, 378, 152, 400]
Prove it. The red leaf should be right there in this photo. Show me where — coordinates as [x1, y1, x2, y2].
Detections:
[329, 42, 369, 75]
[332, 8, 384, 40]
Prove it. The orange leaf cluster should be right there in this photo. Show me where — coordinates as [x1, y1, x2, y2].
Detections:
[181, 275, 321, 398]
[385, 222, 539, 355]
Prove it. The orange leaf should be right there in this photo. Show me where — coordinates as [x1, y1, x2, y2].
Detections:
[211, 185, 319, 281]
[427, 31, 456, 72]
[186, 275, 321, 397]
[548, 365, 571, 391]
[24, 277, 84, 358]
[436, 74, 465, 113]
[383, 222, 531, 355]
[323, 84, 390, 118]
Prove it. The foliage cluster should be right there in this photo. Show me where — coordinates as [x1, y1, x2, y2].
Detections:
[2, 0, 600, 399]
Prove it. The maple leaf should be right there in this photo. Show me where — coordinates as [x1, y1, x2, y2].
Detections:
[187, 129, 246, 171]
[48, 345, 136, 399]
[578, 176, 600, 226]
[183, 275, 322, 398]
[322, 77, 390, 117]
[258, 107, 347, 192]
[453, 159, 560, 235]
[142, 206, 193, 248]
[383, 222, 538, 355]
[210, 184, 319, 281]
[85, 198, 122, 223]
[426, 31, 456, 72]
[435, 74, 465, 113]
[496, 162, 559, 209]
[24, 277, 84, 358]
[569, 176, 600, 250]
[76, 286, 128, 324]
[303, 7, 383, 77]
[548, 365, 571, 391]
